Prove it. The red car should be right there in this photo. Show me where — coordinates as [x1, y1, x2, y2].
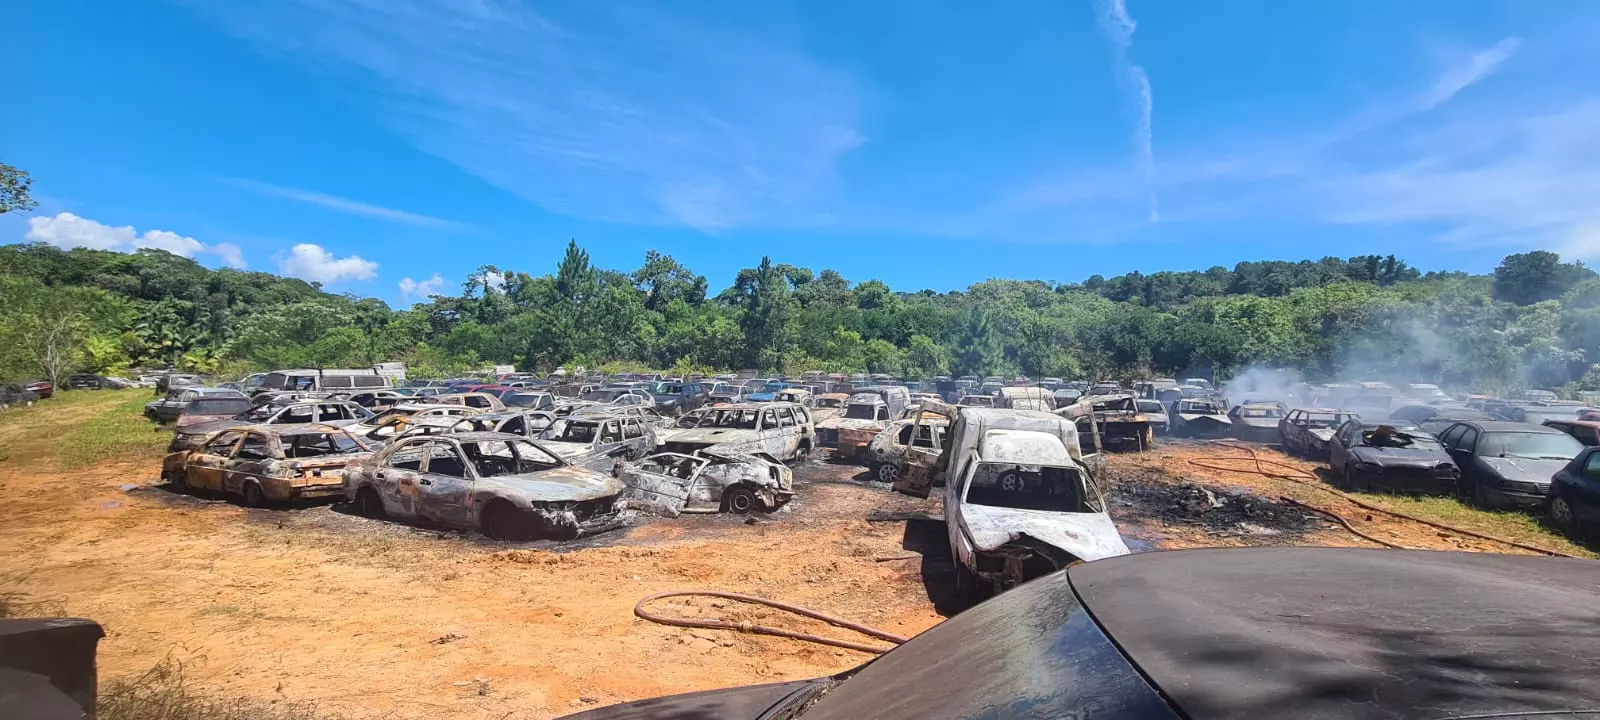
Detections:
[24, 381, 53, 399]
[463, 384, 517, 398]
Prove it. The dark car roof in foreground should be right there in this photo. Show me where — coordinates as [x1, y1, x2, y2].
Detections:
[1070, 547, 1600, 720]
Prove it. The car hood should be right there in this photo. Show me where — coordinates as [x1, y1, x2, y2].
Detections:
[1178, 413, 1231, 424]
[475, 466, 625, 502]
[539, 441, 599, 459]
[817, 417, 884, 432]
[660, 427, 760, 446]
[1351, 447, 1452, 468]
[1236, 417, 1278, 429]
[560, 680, 820, 720]
[176, 418, 248, 434]
[1480, 456, 1566, 484]
[961, 505, 1130, 562]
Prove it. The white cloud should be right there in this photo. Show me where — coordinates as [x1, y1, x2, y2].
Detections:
[190, 1, 862, 231]
[1419, 38, 1522, 113]
[276, 243, 378, 284]
[483, 270, 506, 291]
[398, 273, 446, 298]
[1094, 0, 1157, 222]
[24, 212, 247, 268]
[223, 178, 469, 232]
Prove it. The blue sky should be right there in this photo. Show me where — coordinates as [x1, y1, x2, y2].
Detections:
[7, 0, 1600, 305]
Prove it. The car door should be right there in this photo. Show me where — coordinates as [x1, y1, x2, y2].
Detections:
[225, 431, 278, 497]
[370, 439, 431, 518]
[1450, 427, 1482, 487]
[188, 431, 244, 491]
[622, 453, 706, 518]
[943, 456, 979, 571]
[896, 401, 956, 498]
[412, 440, 475, 528]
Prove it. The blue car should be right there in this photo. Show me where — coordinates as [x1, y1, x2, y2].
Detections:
[746, 381, 793, 403]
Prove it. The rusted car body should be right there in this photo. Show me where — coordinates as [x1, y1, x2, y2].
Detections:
[956, 394, 995, 408]
[772, 388, 814, 409]
[996, 387, 1056, 412]
[617, 448, 794, 517]
[1170, 398, 1232, 438]
[342, 432, 627, 540]
[536, 412, 658, 469]
[810, 393, 849, 424]
[1279, 408, 1359, 457]
[161, 424, 374, 506]
[945, 429, 1129, 600]
[865, 416, 949, 484]
[347, 403, 487, 443]
[1062, 394, 1152, 451]
[815, 394, 892, 460]
[1229, 401, 1287, 443]
[658, 403, 816, 463]
[170, 399, 372, 452]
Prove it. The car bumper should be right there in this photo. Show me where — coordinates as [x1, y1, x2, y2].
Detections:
[263, 479, 347, 503]
[1483, 484, 1548, 510]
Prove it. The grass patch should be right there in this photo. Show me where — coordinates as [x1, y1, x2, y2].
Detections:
[1361, 494, 1597, 558]
[100, 658, 351, 720]
[59, 391, 171, 468]
[0, 389, 168, 467]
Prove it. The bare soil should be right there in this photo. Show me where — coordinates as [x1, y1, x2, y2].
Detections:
[0, 420, 1580, 719]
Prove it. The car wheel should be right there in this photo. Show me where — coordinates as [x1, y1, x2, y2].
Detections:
[482, 501, 534, 541]
[874, 462, 900, 483]
[241, 482, 266, 508]
[792, 443, 811, 465]
[723, 486, 759, 515]
[1549, 496, 1578, 535]
[353, 487, 385, 519]
[167, 470, 188, 491]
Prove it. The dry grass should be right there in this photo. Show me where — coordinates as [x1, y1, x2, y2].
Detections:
[1359, 494, 1597, 558]
[100, 658, 353, 720]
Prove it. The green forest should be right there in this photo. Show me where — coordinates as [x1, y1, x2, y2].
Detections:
[2, 239, 1599, 394]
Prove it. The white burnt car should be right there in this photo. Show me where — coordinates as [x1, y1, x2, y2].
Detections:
[616, 448, 793, 517]
[865, 416, 949, 484]
[946, 429, 1129, 602]
[657, 403, 815, 463]
[343, 432, 627, 540]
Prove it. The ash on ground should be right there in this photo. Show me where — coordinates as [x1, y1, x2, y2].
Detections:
[1110, 468, 1330, 541]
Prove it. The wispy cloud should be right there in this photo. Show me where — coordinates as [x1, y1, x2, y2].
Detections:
[24, 212, 248, 268]
[1094, 0, 1157, 222]
[1418, 38, 1522, 113]
[223, 178, 469, 232]
[191, 1, 862, 231]
[398, 273, 445, 299]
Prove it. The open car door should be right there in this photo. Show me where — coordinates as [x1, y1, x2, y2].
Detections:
[894, 399, 956, 498]
[621, 453, 705, 518]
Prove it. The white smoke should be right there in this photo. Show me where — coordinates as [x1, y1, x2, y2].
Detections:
[1094, 0, 1158, 222]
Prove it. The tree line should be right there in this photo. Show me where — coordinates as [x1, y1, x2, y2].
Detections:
[2, 238, 1598, 394]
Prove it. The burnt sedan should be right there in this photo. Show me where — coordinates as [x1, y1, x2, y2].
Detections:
[1227, 401, 1285, 443]
[1278, 408, 1358, 457]
[1327, 421, 1459, 495]
[161, 424, 374, 506]
[343, 432, 627, 540]
[562, 548, 1600, 720]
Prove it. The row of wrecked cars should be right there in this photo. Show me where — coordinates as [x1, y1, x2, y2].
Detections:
[156, 386, 831, 539]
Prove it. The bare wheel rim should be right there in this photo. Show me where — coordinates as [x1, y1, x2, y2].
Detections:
[725, 488, 757, 514]
[1551, 497, 1575, 530]
[876, 463, 899, 482]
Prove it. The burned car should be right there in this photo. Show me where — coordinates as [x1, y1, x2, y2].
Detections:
[1280, 408, 1360, 457]
[1328, 421, 1459, 495]
[617, 447, 793, 517]
[1169, 397, 1232, 438]
[816, 393, 894, 460]
[810, 393, 850, 424]
[1063, 394, 1152, 451]
[865, 416, 949, 484]
[658, 403, 815, 463]
[343, 433, 627, 540]
[169, 399, 372, 452]
[946, 429, 1128, 601]
[1228, 401, 1286, 443]
[161, 424, 374, 506]
[347, 403, 486, 442]
[537, 412, 657, 469]
[1136, 398, 1170, 435]
[417, 392, 505, 411]
[956, 394, 995, 408]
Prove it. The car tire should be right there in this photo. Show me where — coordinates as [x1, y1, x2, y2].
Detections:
[1549, 496, 1578, 536]
[241, 482, 266, 508]
[482, 500, 537, 541]
[874, 462, 900, 483]
[168, 470, 188, 492]
[353, 487, 385, 519]
[723, 486, 759, 515]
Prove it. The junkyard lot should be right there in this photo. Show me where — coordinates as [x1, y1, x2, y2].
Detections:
[1, 391, 1593, 719]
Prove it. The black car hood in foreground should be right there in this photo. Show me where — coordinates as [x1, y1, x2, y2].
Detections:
[561, 680, 817, 720]
[562, 548, 1600, 720]
[1073, 547, 1600, 720]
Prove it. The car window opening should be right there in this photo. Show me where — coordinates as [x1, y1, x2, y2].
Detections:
[967, 463, 1098, 513]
